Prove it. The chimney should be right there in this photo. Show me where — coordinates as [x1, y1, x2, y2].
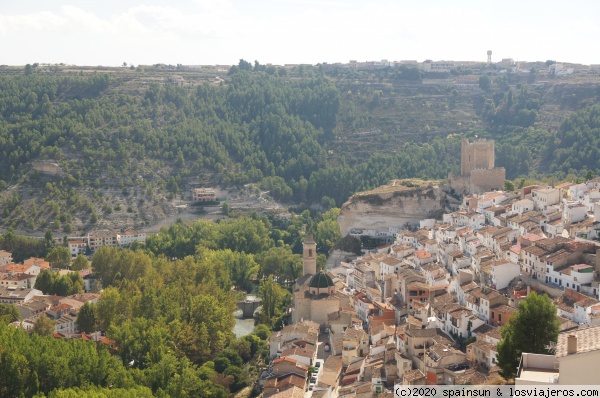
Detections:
[526, 285, 531, 295]
[567, 335, 578, 355]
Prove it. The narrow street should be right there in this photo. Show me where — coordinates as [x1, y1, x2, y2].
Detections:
[305, 331, 333, 398]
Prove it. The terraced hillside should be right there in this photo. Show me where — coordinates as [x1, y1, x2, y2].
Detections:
[0, 62, 599, 234]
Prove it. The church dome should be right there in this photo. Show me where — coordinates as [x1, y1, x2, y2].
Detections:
[308, 271, 334, 289]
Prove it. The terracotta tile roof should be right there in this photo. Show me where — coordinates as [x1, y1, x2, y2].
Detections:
[486, 327, 502, 341]
[265, 374, 306, 392]
[555, 325, 600, 358]
[491, 304, 516, 314]
[4, 264, 32, 272]
[415, 250, 432, 260]
[469, 339, 497, 353]
[454, 369, 488, 384]
[406, 327, 438, 338]
[460, 281, 479, 293]
[281, 344, 316, 359]
[273, 357, 298, 365]
[345, 358, 364, 374]
[555, 300, 575, 314]
[51, 303, 72, 311]
[576, 298, 599, 308]
[268, 386, 305, 398]
[323, 355, 342, 372]
[403, 369, 426, 382]
[522, 245, 549, 257]
[380, 256, 401, 266]
[407, 281, 430, 290]
[472, 324, 495, 335]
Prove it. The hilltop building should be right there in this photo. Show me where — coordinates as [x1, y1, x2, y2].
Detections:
[449, 139, 506, 194]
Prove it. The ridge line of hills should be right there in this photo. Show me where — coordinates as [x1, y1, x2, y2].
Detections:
[0, 61, 599, 234]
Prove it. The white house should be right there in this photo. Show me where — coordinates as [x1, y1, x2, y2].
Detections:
[583, 190, 600, 212]
[563, 202, 588, 224]
[68, 239, 87, 257]
[421, 263, 449, 287]
[512, 199, 534, 215]
[532, 188, 560, 211]
[568, 183, 588, 200]
[547, 264, 594, 292]
[117, 232, 147, 247]
[444, 307, 485, 339]
[488, 260, 520, 290]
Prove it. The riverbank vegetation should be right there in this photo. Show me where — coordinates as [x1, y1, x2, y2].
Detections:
[0, 209, 341, 397]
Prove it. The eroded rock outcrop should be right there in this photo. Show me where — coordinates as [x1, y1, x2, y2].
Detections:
[338, 180, 445, 236]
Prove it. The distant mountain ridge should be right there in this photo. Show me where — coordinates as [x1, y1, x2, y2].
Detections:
[0, 63, 599, 232]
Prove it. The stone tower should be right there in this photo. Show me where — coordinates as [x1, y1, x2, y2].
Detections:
[303, 234, 317, 276]
[460, 138, 495, 177]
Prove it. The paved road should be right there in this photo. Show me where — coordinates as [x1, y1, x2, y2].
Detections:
[305, 331, 333, 398]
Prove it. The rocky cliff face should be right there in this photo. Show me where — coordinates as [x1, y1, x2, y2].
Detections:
[337, 180, 445, 236]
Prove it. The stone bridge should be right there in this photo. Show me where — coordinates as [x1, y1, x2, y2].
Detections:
[236, 298, 262, 318]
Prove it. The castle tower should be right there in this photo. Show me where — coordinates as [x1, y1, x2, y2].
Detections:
[303, 234, 317, 276]
[460, 139, 495, 177]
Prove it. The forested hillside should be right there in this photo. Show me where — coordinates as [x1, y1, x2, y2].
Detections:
[0, 62, 599, 232]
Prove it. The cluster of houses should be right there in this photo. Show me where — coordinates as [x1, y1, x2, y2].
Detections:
[0, 228, 145, 345]
[265, 179, 600, 397]
[0, 249, 110, 344]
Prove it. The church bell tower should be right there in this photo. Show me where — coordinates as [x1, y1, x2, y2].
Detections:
[303, 234, 317, 276]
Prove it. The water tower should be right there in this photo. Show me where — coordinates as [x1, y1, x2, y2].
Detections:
[487, 50, 492, 64]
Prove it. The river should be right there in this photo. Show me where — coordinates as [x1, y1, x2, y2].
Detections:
[233, 295, 259, 338]
[233, 313, 256, 338]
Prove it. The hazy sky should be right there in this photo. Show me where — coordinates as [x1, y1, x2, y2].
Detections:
[2, 0, 599, 67]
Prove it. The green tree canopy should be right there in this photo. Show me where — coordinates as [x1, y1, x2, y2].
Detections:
[46, 246, 71, 269]
[71, 254, 90, 271]
[257, 276, 289, 326]
[76, 302, 97, 334]
[0, 303, 20, 323]
[496, 292, 560, 379]
[33, 315, 55, 336]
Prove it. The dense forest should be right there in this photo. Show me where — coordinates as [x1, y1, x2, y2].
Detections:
[0, 62, 599, 231]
